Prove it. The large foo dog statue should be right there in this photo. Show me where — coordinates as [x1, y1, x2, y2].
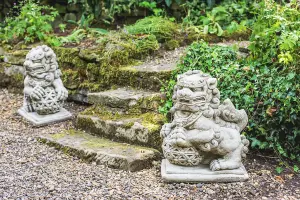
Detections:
[161, 70, 249, 181]
[18, 45, 71, 126]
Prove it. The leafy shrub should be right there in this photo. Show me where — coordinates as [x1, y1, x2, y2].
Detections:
[125, 16, 179, 41]
[0, 0, 58, 44]
[249, 0, 300, 69]
[161, 41, 300, 162]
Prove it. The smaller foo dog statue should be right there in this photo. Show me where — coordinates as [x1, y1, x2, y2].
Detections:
[161, 70, 250, 182]
[18, 45, 71, 126]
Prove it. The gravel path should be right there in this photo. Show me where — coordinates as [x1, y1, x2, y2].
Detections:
[0, 89, 299, 200]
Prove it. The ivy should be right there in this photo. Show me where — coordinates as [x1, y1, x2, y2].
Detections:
[160, 41, 300, 162]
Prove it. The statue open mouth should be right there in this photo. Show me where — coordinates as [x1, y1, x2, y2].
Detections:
[28, 64, 46, 75]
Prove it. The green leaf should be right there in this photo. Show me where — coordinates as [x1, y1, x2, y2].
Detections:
[276, 167, 283, 174]
[294, 165, 299, 173]
[165, 0, 172, 7]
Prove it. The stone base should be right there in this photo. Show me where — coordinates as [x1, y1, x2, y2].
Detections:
[161, 159, 249, 183]
[18, 107, 72, 126]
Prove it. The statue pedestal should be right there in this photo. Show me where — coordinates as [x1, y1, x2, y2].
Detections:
[161, 159, 249, 183]
[18, 107, 72, 127]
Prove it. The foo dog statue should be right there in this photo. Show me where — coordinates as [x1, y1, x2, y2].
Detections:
[161, 70, 250, 182]
[18, 45, 71, 126]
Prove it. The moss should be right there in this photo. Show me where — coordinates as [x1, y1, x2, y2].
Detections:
[53, 47, 87, 69]
[79, 81, 102, 92]
[123, 122, 135, 129]
[117, 66, 173, 91]
[79, 49, 103, 62]
[165, 39, 180, 50]
[86, 63, 100, 82]
[80, 105, 166, 132]
[126, 16, 179, 42]
[12, 73, 24, 83]
[11, 50, 29, 57]
[61, 69, 80, 90]
[50, 129, 78, 140]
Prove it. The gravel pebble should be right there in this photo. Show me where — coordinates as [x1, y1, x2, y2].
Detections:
[0, 89, 300, 199]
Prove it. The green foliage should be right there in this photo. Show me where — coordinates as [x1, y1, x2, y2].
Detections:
[0, 0, 58, 44]
[276, 166, 283, 174]
[67, 0, 169, 24]
[161, 41, 300, 162]
[249, 0, 300, 69]
[139, 1, 164, 16]
[182, 0, 255, 36]
[125, 16, 179, 41]
[59, 14, 108, 44]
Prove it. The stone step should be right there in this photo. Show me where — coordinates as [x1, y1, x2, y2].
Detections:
[116, 63, 176, 91]
[76, 108, 166, 149]
[88, 87, 164, 112]
[38, 130, 161, 172]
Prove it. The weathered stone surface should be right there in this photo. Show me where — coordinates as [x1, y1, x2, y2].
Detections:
[131, 63, 176, 72]
[39, 130, 160, 171]
[214, 41, 250, 53]
[88, 87, 163, 112]
[68, 88, 89, 103]
[161, 159, 249, 182]
[18, 107, 72, 127]
[77, 103, 166, 148]
[76, 113, 164, 149]
[64, 13, 77, 22]
[117, 63, 176, 91]
[160, 70, 250, 182]
[4, 50, 28, 65]
[0, 64, 24, 89]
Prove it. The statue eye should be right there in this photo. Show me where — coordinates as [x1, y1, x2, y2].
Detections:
[33, 59, 41, 63]
[194, 88, 203, 92]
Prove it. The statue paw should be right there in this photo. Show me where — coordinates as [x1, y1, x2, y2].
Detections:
[56, 87, 68, 101]
[170, 132, 191, 147]
[160, 123, 173, 138]
[210, 159, 241, 171]
[30, 86, 45, 100]
[210, 159, 222, 171]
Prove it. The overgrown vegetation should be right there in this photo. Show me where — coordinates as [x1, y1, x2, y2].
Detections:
[1, 0, 299, 168]
[125, 16, 180, 41]
[160, 0, 300, 166]
[249, 0, 299, 69]
[0, 0, 59, 44]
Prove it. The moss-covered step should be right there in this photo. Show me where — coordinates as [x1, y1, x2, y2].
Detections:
[76, 107, 166, 149]
[0, 63, 24, 89]
[88, 87, 164, 112]
[38, 130, 161, 172]
[2, 50, 29, 65]
[116, 63, 176, 91]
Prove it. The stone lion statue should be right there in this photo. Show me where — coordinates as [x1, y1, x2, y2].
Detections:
[161, 70, 249, 171]
[22, 45, 68, 115]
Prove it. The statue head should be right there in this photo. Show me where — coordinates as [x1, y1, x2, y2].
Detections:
[172, 70, 220, 114]
[23, 45, 60, 82]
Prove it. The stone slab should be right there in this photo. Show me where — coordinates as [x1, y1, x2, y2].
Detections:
[88, 87, 162, 110]
[76, 114, 162, 149]
[18, 107, 72, 126]
[39, 130, 160, 171]
[161, 159, 249, 183]
[131, 63, 176, 72]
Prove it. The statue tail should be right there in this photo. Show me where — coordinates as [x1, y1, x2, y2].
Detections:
[241, 135, 250, 158]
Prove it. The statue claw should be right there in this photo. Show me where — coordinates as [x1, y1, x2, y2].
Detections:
[210, 159, 221, 171]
